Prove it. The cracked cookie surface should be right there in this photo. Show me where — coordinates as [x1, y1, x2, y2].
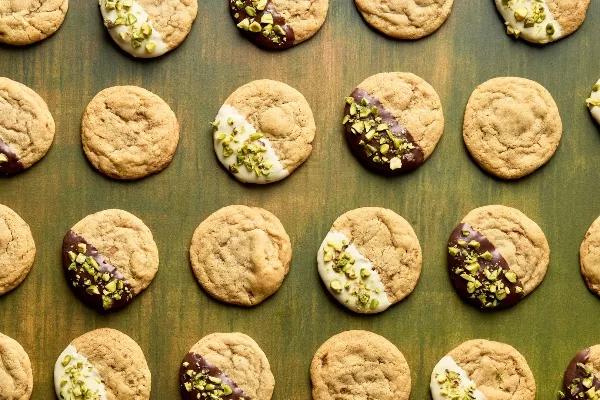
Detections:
[580, 216, 600, 296]
[355, 0, 453, 39]
[447, 339, 536, 400]
[82, 86, 179, 180]
[0, 332, 33, 400]
[190, 332, 274, 400]
[190, 205, 292, 306]
[463, 77, 562, 179]
[69, 328, 151, 400]
[0, 0, 68, 45]
[462, 205, 549, 296]
[269, 0, 329, 44]
[0, 204, 35, 296]
[311, 330, 411, 400]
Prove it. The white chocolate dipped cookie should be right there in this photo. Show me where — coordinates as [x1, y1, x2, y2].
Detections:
[587, 79, 600, 125]
[430, 356, 486, 400]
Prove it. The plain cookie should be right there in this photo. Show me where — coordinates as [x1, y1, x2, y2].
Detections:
[317, 207, 422, 313]
[342, 72, 444, 174]
[311, 330, 411, 400]
[0, 0, 68, 45]
[463, 77, 562, 179]
[580, 216, 600, 297]
[562, 345, 600, 400]
[0, 77, 55, 175]
[0, 204, 35, 296]
[181, 332, 274, 400]
[229, 0, 328, 50]
[355, 0, 453, 39]
[54, 328, 151, 400]
[212, 79, 315, 184]
[190, 205, 291, 306]
[100, 0, 198, 58]
[0, 332, 33, 400]
[62, 209, 159, 311]
[82, 86, 180, 180]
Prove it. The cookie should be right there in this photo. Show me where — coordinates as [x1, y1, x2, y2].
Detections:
[447, 205, 549, 309]
[317, 207, 422, 314]
[61, 209, 159, 311]
[180, 332, 274, 400]
[0, 77, 55, 175]
[0, 0, 68, 45]
[82, 86, 180, 180]
[355, 0, 453, 39]
[463, 77, 562, 179]
[0, 204, 35, 296]
[190, 205, 291, 306]
[311, 330, 411, 400]
[561, 346, 600, 400]
[54, 328, 151, 400]
[580, 216, 600, 296]
[212, 79, 315, 184]
[0, 332, 33, 400]
[229, 0, 328, 50]
[99, 0, 198, 58]
[342, 72, 444, 175]
[431, 339, 536, 400]
[586, 79, 600, 124]
[496, 0, 590, 44]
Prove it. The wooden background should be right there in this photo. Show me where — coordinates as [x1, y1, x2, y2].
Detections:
[1, 1, 599, 398]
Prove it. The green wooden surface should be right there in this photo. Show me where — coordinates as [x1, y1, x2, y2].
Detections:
[1, 1, 599, 399]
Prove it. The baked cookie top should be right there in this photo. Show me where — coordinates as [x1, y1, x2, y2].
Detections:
[62, 209, 159, 311]
[0, 0, 68, 45]
[190, 205, 291, 306]
[311, 330, 411, 400]
[0, 332, 33, 400]
[317, 207, 422, 313]
[55, 328, 151, 400]
[100, 0, 198, 58]
[0, 204, 35, 296]
[463, 77, 562, 179]
[562, 345, 600, 400]
[212, 79, 315, 184]
[0, 77, 55, 175]
[580, 216, 600, 296]
[182, 332, 274, 400]
[355, 0, 453, 39]
[82, 86, 179, 180]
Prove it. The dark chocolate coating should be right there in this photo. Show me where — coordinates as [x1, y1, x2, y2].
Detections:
[180, 352, 250, 400]
[229, 0, 294, 51]
[61, 230, 133, 311]
[0, 138, 24, 175]
[563, 348, 600, 399]
[343, 88, 424, 175]
[447, 223, 524, 310]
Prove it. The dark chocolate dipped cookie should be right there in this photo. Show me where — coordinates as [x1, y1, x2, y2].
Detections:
[562, 347, 600, 400]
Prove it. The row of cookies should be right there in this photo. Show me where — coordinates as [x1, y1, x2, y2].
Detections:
[3, 202, 600, 312]
[2, 73, 600, 182]
[0, 1, 593, 54]
[2, 327, 598, 399]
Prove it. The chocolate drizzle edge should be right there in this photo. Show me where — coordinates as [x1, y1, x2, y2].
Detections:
[180, 352, 250, 400]
[229, 0, 295, 50]
[61, 230, 133, 311]
[563, 348, 600, 399]
[447, 222, 524, 310]
[0, 137, 24, 175]
[343, 88, 425, 175]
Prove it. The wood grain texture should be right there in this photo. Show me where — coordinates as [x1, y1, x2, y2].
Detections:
[0, 1, 599, 398]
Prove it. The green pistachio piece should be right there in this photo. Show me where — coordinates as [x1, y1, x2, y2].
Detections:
[249, 21, 262, 32]
[61, 355, 72, 366]
[480, 251, 493, 261]
[105, 280, 117, 293]
[0, 153, 7, 164]
[145, 41, 157, 53]
[261, 13, 274, 25]
[77, 243, 87, 254]
[245, 6, 256, 16]
[369, 298, 379, 310]
[330, 280, 343, 293]
[546, 23, 555, 36]
[75, 253, 87, 264]
[468, 240, 480, 249]
[505, 270, 517, 283]
[273, 24, 286, 36]
[237, 18, 250, 31]
[360, 268, 371, 278]
[448, 247, 460, 257]
[389, 157, 402, 170]
[513, 7, 528, 21]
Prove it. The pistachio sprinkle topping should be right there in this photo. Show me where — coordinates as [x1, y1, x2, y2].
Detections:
[430, 356, 486, 400]
[54, 345, 106, 400]
[180, 353, 250, 400]
[230, 0, 294, 50]
[500, 0, 561, 43]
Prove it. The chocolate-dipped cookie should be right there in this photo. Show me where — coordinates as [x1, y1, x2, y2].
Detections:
[342, 73, 444, 175]
[180, 353, 250, 400]
[561, 347, 600, 400]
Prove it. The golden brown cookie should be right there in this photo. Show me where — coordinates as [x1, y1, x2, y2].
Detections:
[82, 86, 180, 180]
[0, 332, 33, 400]
[463, 77, 562, 179]
[0, 204, 35, 296]
[311, 330, 411, 400]
[0, 0, 68, 45]
[580, 216, 600, 296]
[190, 205, 291, 306]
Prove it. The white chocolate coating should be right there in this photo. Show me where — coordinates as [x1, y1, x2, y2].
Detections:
[588, 78, 600, 123]
[54, 345, 107, 400]
[496, 0, 562, 44]
[430, 356, 487, 400]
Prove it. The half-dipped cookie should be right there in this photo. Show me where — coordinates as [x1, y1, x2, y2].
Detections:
[229, 0, 328, 50]
[180, 333, 274, 400]
[587, 80, 600, 125]
[212, 80, 315, 184]
[99, 0, 198, 58]
[62, 209, 159, 311]
[54, 328, 151, 400]
[561, 346, 600, 400]
[317, 207, 422, 314]
[342, 72, 444, 175]
[447, 205, 549, 309]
